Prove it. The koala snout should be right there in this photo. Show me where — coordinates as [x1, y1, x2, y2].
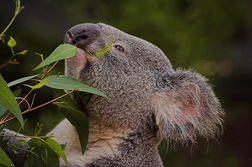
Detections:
[64, 23, 100, 49]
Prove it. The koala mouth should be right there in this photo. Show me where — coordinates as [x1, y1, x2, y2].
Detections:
[64, 47, 95, 82]
[65, 47, 96, 112]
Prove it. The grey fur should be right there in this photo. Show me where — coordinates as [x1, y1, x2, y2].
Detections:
[62, 23, 224, 166]
[3, 23, 224, 167]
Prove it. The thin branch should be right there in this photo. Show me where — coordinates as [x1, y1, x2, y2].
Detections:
[18, 89, 33, 105]
[0, 61, 10, 69]
[0, 0, 24, 40]
[1, 97, 31, 122]
[41, 61, 59, 80]
[0, 133, 52, 139]
[0, 90, 75, 125]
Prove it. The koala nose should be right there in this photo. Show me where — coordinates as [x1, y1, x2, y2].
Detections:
[65, 23, 100, 49]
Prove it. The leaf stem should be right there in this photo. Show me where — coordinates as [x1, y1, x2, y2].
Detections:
[0, 133, 50, 139]
[41, 61, 59, 80]
[19, 89, 34, 105]
[0, 61, 10, 69]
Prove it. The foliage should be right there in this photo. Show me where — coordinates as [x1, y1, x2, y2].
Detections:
[94, 36, 113, 58]
[33, 44, 77, 71]
[0, 0, 109, 166]
[0, 147, 14, 167]
[0, 75, 23, 126]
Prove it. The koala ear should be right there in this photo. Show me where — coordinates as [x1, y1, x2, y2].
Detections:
[153, 69, 224, 144]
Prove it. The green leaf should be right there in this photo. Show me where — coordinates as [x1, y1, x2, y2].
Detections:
[0, 147, 15, 167]
[53, 90, 76, 108]
[33, 44, 77, 71]
[7, 75, 38, 87]
[0, 75, 23, 125]
[17, 139, 26, 146]
[7, 37, 16, 48]
[27, 137, 65, 166]
[45, 138, 68, 164]
[26, 147, 47, 167]
[0, 105, 8, 117]
[13, 89, 21, 97]
[44, 75, 107, 98]
[95, 36, 113, 58]
[16, 50, 28, 55]
[23, 79, 48, 90]
[28, 138, 48, 148]
[26, 146, 59, 167]
[57, 104, 89, 154]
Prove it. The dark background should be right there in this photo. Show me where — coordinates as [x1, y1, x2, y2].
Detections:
[1, 0, 252, 166]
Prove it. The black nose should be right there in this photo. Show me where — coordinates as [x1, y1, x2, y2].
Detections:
[65, 23, 100, 48]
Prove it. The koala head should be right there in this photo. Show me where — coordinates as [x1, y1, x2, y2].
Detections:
[64, 23, 224, 145]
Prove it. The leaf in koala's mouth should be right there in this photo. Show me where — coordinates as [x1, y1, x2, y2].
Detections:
[84, 49, 95, 56]
[95, 36, 113, 58]
[84, 36, 113, 58]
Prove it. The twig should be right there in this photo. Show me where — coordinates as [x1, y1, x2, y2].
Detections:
[0, 0, 24, 40]
[41, 61, 59, 80]
[0, 90, 75, 125]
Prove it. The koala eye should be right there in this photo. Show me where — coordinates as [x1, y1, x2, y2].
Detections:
[113, 45, 124, 52]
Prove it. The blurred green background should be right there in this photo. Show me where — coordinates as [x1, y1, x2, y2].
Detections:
[1, 0, 252, 166]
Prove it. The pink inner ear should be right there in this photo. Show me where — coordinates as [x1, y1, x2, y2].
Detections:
[154, 70, 223, 142]
[183, 104, 196, 115]
[153, 83, 203, 122]
[181, 83, 201, 107]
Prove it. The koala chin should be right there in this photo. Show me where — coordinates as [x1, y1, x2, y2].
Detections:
[5, 23, 225, 167]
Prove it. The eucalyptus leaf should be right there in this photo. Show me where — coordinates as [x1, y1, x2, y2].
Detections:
[13, 89, 21, 97]
[26, 147, 45, 167]
[33, 44, 77, 71]
[27, 137, 67, 165]
[0, 147, 15, 167]
[28, 138, 47, 148]
[45, 138, 68, 165]
[44, 147, 60, 166]
[17, 50, 28, 55]
[0, 75, 23, 125]
[57, 104, 89, 154]
[0, 105, 7, 117]
[23, 79, 48, 90]
[26, 146, 59, 167]
[53, 90, 76, 108]
[7, 37, 16, 48]
[7, 75, 38, 87]
[44, 75, 107, 98]
[95, 36, 113, 58]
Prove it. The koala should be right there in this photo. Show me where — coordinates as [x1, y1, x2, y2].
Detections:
[3, 23, 224, 167]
